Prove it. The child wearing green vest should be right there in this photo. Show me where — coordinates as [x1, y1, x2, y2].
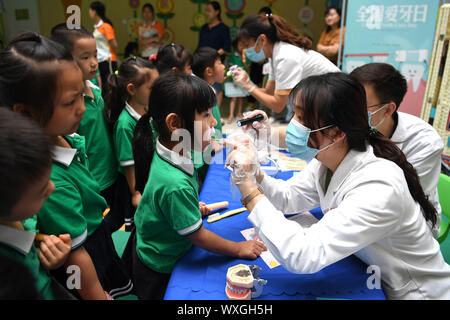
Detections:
[130, 73, 266, 300]
[0, 33, 132, 300]
[50, 24, 128, 234]
[104, 56, 159, 231]
[0, 109, 74, 300]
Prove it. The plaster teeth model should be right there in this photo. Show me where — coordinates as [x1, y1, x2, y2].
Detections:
[225, 264, 267, 300]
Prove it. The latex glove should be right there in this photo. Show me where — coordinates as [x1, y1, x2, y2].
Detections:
[225, 134, 260, 185]
[231, 67, 257, 93]
[241, 110, 271, 152]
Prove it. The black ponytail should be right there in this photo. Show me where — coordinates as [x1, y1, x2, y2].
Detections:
[368, 132, 437, 227]
[133, 112, 154, 194]
[292, 72, 437, 227]
[239, 14, 312, 51]
[104, 56, 156, 131]
[90, 1, 114, 27]
[155, 43, 193, 74]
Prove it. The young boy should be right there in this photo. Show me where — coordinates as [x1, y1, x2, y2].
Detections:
[192, 46, 226, 141]
[0, 108, 73, 300]
[351, 63, 444, 239]
[51, 24, 127, 233]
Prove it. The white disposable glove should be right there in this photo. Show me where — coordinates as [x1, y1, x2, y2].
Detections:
[231, 67, 257, 93]
[241, 110, 271, 152]
[225, 133, 260, 185]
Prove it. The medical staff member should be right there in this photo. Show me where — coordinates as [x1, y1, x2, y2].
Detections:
[226, 72, 450, 300]
[351, 63, 444, 239]
[231, 14, 339, 121]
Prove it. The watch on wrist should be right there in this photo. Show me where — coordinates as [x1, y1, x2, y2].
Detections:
[240, 186, 264, 207]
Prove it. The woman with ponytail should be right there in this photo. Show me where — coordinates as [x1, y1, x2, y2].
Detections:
[231, 14, 340, 122]
[226, 72, 450, 299]
[104, 56, 158, 230]
[89, 1, 118, 87]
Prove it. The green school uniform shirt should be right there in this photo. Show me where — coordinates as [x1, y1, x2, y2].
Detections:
[208, 83, 223, 141]
[228, 51, 247, 70]
[212, 103, 223, 141]
[0, 225, 53, 300]
[36, 134, 107, 250]
[78, 81, 118, 191]
[113, 103, 141, 175]
[134, 140, 203, 274]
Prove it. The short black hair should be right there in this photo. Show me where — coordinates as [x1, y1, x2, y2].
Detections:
[350, 63, 408, 110]
[142, 3, 155, 13]
[0, 108, 52, 216]
[155, 43, 193, 74]
[50, 23, 94, 53]
[192, 47, 220, 80]
[208, 1, 222, 21]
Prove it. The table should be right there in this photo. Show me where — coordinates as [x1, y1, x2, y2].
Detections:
[164, 152, 386, 300]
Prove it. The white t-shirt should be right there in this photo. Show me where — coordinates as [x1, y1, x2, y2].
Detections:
[269, 41, 340, 94]
[93, 20, 112, 63]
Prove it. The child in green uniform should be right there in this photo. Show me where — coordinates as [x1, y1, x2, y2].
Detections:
[0, 33, 132, 300]
[0, 109, 73, 300]
[226, 39, 249, 123]
[51, 24, 127, 234]
[192, 46, 225, 142]
[104, 57, 159, 230]
[154, 42, 193, 75]
[192, 47, 226, 183]
[131, 73, 266, 300]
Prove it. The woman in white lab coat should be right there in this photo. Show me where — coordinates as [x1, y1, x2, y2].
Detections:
[227, 72, 450, 299]
[231, 14, 340, 121]
[351, 63, 444, 239]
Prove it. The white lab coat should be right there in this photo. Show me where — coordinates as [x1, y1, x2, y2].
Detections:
[392, 112, 444, 239]
[249, 144, 450, 300]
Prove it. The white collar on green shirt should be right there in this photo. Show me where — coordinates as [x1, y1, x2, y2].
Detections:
[125, 102, 143, 122]
[52, 136, 78, 168]
[156, 139, 195, 176]
[0, 224, 36, 256]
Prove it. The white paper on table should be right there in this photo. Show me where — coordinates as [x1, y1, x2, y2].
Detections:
[240, 212, 318, 270]
[241, 228, 281, 269]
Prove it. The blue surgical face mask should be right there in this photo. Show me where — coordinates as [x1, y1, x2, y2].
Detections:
[245, 37, 266, 63]
[286, 118, 336, 162]
[368, 104, 387, 129]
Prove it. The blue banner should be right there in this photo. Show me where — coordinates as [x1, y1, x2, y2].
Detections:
[343, 0, 440, 117]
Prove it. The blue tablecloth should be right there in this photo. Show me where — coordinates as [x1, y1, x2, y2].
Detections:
[164, 152, 386, 300]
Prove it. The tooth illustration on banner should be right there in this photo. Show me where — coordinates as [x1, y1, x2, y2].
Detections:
[400, 62, 426, 93]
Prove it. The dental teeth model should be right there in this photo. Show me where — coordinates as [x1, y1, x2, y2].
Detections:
[225, 264, 267, 300]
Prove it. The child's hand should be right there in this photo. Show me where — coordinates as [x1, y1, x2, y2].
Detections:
[199, 202, 212, 217]
[38, 234, 72, 270]
[132, 192, 142, 209]
[237, 240, 267, 260]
